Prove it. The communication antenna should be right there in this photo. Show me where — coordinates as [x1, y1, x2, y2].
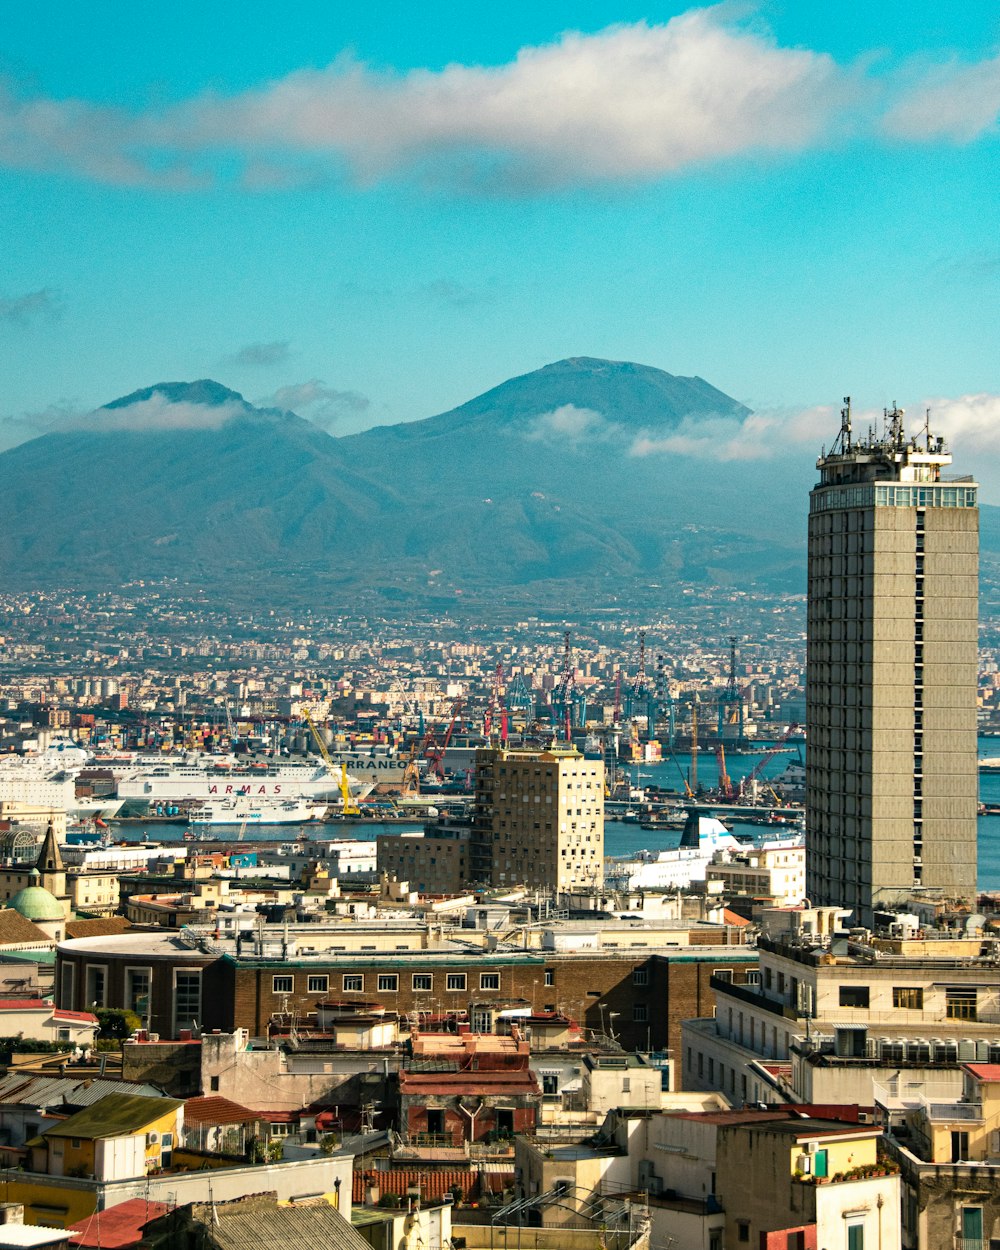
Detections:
[836, 395, 852, 453]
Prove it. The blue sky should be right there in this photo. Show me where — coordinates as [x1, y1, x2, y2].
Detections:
[2, 2, 999, 482]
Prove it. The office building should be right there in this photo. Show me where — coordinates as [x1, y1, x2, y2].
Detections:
[806, 401, 978, 925]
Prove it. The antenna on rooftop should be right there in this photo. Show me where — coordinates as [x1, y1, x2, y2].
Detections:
[834, 396, 852, 453]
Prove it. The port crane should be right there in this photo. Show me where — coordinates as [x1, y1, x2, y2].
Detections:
[738, 724, 801, 800]
[551, 631, 576, 743]
[483, 664, 509, 744]
[301, 706, 360, 816]
[715, 743, 736, 800]
[424, 698, 464, 781]
[717, 636, 746, 744]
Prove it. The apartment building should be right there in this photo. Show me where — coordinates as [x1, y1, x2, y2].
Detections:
[473, 745, 604, 891]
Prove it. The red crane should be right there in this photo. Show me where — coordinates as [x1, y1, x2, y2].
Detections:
[483, 664, 508, 744]
[738, 724, 801, 797]
[424, 698, 465, 780]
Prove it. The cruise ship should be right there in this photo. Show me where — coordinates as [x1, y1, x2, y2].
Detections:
[0, 745, 124, 820]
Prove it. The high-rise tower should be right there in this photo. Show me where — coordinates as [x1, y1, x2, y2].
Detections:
[806, 400, 978, 927]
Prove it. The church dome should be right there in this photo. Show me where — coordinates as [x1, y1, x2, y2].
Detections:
[9, 872, 64, 922]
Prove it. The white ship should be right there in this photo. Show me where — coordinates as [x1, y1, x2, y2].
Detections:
[187, 796, 328, 826]
[0, 745, 124, 820]
[323, 745, 407, 784]
[605, 812, 747, 892]
[114, 752, 374, 810]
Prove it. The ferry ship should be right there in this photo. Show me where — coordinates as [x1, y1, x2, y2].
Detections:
[605, 812, 748, 891]
[187, 796, 328, 826]
[114, 753, 374, 811]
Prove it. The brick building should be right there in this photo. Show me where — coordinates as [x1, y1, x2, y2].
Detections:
[56, 924, 757, 1055]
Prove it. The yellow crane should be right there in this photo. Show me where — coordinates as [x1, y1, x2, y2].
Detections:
[301, 706, 360, 817]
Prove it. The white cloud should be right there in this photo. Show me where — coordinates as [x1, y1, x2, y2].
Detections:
[629, 405, 835, 461]
[884, 54, 1000, 142]
[526, 404, 618, 444]
[0, 10, 853, 192]
[80, 396, 246, 432]
[269, 379, 370, 429]
[925, 392, 1000, 452]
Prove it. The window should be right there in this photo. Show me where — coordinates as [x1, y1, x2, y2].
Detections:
[446, 973, 467, 991]
[952, 1130, 969, 1162]
[632, 968, 649, 987]
[839, 985, 870, 1008]
[480, 973, 500, 990]
[210, 1076, 219, 1091]
[57, 1028, 70, 1042]
[343, 974, 364, 992]
[412, 974, 433, 991]
[713, 968, 733, 983]
[633, 1004, 648, 1022]
[377, 974, 399, 992]
[892, 986, 923, 1010]
[272, 975, 293, 994]
[947, 986, 978, 1020]
[125, 967, 151, 1016]
[307, 975, 329, 995]
[173, 971, 201, 1036]
[737, 1221, 750, 1243]
[544, 969, 555, 986]
[847, 1226, 864, 1250]
[85, 964, 107, 1009]
[59, 962, 75, 1010]
[542, 1073, 559, 1096]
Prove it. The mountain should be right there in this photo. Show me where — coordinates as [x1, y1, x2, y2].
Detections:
[0, 362, 818, 603]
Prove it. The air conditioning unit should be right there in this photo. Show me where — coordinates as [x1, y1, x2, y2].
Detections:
[800, 1142, 814, 1155]
[146, 1131, 160, 1146]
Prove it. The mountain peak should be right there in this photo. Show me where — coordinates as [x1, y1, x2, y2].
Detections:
[103, 379, 249, 411]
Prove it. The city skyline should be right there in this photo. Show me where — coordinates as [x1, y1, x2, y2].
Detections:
[2, 3, 1000, 496]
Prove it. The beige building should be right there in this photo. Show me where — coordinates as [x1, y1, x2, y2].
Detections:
[376, 825, 471, 893]
[684, 907, 1000, 1109]
[473, 746, 604, 892]
[806, 403, 979, 925]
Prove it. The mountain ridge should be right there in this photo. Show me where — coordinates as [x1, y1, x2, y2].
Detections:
[5, 357, 957, 605]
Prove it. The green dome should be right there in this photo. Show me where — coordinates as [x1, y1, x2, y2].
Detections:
[9, 878, 64, 922]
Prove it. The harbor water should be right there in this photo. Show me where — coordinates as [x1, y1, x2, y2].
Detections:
[105, 735, 1000, 892]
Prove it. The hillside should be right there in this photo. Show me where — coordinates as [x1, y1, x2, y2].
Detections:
[0, 361, 815, 601]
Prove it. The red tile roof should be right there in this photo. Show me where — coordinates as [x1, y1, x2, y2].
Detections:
[52, 1008, 99, 1024]
[964, 1063, 1000, 1082]
[400, 1070, 539, 1097]
[0, 999, 48, 1011]
[184, 1095, 261, 1126]
[352, 1168, 513, 1204]
[68, 1198, 171, 1248]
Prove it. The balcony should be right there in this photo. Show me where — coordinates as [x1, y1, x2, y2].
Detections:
[919, 1101, 983, 1123]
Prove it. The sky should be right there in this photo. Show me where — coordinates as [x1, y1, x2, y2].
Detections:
[2, 2, 1000, 489]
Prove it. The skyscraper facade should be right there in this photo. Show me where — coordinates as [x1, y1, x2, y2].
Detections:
[806, 402, 978, 927]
